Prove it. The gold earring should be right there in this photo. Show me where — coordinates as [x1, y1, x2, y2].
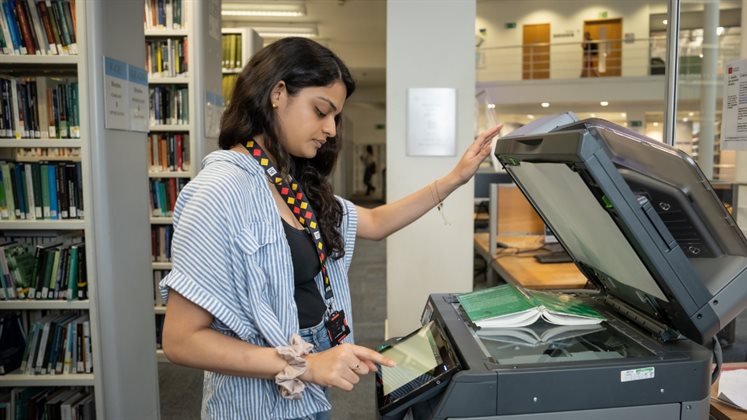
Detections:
[272, 103, 278, 109]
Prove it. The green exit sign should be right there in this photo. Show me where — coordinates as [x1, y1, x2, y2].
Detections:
[629, 120, 643, 128]
[505, 22, 516, 29]
[599, 11, 608, 18]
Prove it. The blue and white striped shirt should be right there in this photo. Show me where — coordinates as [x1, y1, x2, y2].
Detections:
[160, 150, 358, 419]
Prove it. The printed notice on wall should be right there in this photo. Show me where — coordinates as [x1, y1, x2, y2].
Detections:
[128, 64, 149, 132]
[406, 88, 456, 156]
[103, 56, 129, 131]
[721, 58, 747, 150]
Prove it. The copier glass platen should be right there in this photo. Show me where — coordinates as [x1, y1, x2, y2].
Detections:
[377, 119, 747, 420]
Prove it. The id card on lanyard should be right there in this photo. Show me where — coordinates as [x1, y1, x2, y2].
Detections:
[245, 140, 350, 345]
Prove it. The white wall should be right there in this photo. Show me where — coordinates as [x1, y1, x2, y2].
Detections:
[386, 0, 476, 338]
[476, 1, 653, 80]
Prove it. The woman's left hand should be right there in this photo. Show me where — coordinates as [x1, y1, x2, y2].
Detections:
[450, 124, 503, 185]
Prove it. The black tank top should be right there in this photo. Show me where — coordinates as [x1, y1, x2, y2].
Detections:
[281, 219, 326, 328]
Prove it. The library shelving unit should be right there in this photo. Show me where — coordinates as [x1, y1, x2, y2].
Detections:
[0, 1, 160, 418]
[144, 0, 222, 362]
[221, 27, 262, 103]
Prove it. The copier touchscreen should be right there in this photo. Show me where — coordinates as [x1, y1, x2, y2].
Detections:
[376, 321, 460, 415]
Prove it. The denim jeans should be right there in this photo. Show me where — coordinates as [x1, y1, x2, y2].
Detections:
[292, 319, 332, 420]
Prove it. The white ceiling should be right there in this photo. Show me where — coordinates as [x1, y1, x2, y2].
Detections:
[222, 0, 387, 87]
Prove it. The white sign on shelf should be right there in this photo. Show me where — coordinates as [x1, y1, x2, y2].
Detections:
[103, 56, 129, 130]
[721, 58, 747, 150]
[406, 88, 456, 156]
[128, 64, 149, 132]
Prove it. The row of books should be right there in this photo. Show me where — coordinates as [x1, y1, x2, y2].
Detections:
[221, 33, 243, 71]
[151, 225, 172, 263]
[0, 0, 77, 56]
[149, 178, 186, 218]
[154, 314, 164, 350]
[0, 161, 84, 220]
[144, 0, 185, 30]
[0, 239, 87, 301]
[0, 76, 80, 139]
[148, 133, 189, 173]
[21, 312, 92, 375]
[0, 386, 95, 420]
[153, 270, 167, 307]
[14, 147, 79, 161]
[145, 37, 188, 78]
[222, 74, 238, 104]
[149, 85, 188, 126]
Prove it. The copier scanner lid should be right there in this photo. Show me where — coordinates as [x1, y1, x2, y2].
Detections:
[495, 118, 747, 344]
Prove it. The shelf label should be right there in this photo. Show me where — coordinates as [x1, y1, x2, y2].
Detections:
[103, 56, 129, 130]
[128, 64, 149, 133]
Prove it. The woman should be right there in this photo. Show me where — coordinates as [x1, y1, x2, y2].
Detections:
[581, 31, 599, 77]
[160, 37, 501, 419]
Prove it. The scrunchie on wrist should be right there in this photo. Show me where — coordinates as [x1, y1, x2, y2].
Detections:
[275, 333, 314, 400]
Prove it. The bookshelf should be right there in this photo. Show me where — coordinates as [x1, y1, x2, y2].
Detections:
[0, 0, 101, 416]
[145, 0, 222, 357]
[221, 28, 262, 103]
[1, 1, 161, 418]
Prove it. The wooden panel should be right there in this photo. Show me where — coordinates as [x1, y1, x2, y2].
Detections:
[522, 23, 550, 79]
[584, 18, 623, 77]
[497, 184, 545, 235]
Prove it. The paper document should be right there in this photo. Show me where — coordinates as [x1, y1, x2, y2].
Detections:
[717, 369, 747, 411]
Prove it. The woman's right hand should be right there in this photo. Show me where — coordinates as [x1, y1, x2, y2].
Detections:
[300, 343, 395, 391]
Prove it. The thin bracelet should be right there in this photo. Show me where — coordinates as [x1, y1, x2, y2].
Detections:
[431, 180, 449, 225]
[433, 179, 443, 203]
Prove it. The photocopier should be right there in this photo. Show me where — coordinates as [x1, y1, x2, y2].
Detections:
[375, 118, 747, 420]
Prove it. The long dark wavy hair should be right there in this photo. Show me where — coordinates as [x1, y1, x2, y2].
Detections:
[219, 37, 355, 259]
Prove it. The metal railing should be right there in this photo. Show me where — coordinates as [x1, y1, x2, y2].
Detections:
[476, 37, 740, 81]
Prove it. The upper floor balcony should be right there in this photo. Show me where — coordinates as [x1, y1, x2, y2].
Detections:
[476, 36, 741, 107]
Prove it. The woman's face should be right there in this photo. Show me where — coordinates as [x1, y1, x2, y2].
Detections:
[273, 80, 347, 159]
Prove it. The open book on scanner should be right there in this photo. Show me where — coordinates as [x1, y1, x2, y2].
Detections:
[457, 284, 604, 328]
[477, 322, 605, 347]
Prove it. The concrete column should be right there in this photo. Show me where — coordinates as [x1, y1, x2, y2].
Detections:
[386, 0, 476, 338]
[699, 0, 719, 178]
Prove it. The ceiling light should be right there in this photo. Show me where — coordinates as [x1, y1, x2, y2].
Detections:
[527, 114, 535, 119]
[717, 26, 725, 36]
[653, 122, 659, 126]
[600, 101, 609, 107]
[663, 19, 668, 25]
[620, 112, 626, 118]
[688, 112, 694, 117]
[683, 117, 689, 122]
[487, 103, 496, 109]
[222, 2, 306, 18]
[541, 102, 550, 108]
[250, 24, 318, 39]
[591, 113, 596, 118]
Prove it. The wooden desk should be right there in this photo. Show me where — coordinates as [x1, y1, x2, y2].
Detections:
[710, 362, 747, 420]
[474, 233, 587, 289]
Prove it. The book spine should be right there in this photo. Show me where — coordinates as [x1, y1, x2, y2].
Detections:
[35, 0, 57, 54]
[13, 0, 36, 54]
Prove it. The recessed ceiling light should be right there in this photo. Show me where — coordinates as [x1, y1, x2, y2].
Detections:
[541, 102, 550, 108]
[683, 117, 689, 122]
[487, 103, 496, 109]
[663, 19, 668, 25]
[222, 1, 306, 17]
[600, 101, 609, 107]
[527, 114, 535, 119]
[653, 122, 660, 126]
[591, 113, 596, 118]
[688, 112, 694, 117]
